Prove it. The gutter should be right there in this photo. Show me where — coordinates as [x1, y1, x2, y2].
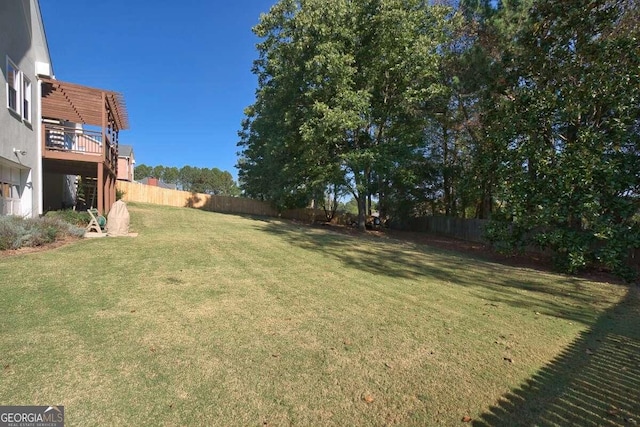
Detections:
[36, 79, 43, 215]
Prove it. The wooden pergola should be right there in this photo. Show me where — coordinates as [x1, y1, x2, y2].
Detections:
[41, 78, 129, 214]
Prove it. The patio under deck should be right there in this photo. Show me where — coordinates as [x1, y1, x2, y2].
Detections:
[41, 78, 129, 214]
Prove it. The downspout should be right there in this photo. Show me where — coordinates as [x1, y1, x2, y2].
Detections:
[36, 79, 43, 216]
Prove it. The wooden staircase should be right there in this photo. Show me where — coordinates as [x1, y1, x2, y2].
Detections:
[75, 176, 98, 210]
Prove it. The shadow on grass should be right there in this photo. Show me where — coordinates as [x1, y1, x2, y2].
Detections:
[474, 287, 640, 427]
[258, 220, 624, 325]
[259, 219, 640, 426]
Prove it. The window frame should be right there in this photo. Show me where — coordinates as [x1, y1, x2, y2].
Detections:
[6, 57, 20, 115]
[22, 74, 31, 123]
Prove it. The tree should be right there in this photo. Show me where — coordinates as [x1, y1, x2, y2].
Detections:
[236, 0, 639, 277]
[319, 183, 348, 221]
[151, 165, 165, 180]
[485, 0, 640, 278]
[134, 164, 152, 181]
[162, 166, 180, 185]
[239, 0, 462, 229]
[135, 164, 240, 196]
[338, 197, 359, 215]
[176, 165, 240, 196]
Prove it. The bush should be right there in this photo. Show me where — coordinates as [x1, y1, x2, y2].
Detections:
[44, 209, 91, 227]
[485, 216, 640, 281]
[0, 215, 85, 251]
[0, 216, 25, 250]
[116, 188, 126, 201]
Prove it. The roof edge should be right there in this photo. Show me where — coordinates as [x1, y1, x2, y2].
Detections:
[33, 0, 54, 77]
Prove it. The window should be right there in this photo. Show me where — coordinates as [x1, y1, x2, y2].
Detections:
[6, 57, 31, 123]
[0, 164, 21, 216]
[22, 75, 31, 122]
[6, 58, 19, 113]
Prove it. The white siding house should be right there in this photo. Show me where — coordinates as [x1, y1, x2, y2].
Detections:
[0, 0, 53, 217]
[1, 1, 129, 216]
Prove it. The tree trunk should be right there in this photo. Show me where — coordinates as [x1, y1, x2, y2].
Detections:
[357, 195, 367, 231]
[353, 170, 367, 231]
[442, 125, 449, 216]
[366, 166, 372, 216]
[378, 177, 386, 220]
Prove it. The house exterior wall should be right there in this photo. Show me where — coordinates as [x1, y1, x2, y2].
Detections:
[0, 0, 52, 217]
[117, 156, 134, 181]
[116, 145, 134, 182]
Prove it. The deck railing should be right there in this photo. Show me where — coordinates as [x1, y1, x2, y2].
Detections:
[43, 122, 117, 169]
[44, 123, 103, 155]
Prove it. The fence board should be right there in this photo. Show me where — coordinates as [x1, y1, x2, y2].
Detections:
[116, 181, 640, 269]
[402, 216, 488, 243]
[117, 181, 310, 219]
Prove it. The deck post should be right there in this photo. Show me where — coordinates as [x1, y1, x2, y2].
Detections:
[110, 174, 114, 214]
[97, 163, 104, 215]
[105, 173, 111, 215]
[101, 92, 107, 160]
[107, 174, 114, 213]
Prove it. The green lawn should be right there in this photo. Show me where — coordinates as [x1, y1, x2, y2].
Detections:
[0, 203, 637, 426]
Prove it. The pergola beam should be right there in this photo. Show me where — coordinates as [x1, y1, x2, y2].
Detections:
[41, 78, 129, 130]
[41, 78, 129, 215]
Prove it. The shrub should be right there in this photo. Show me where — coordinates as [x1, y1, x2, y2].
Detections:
[485, 216, 640, 281]
[0, 216, 25, 250]
[44, 209, 91, 227]
[0, 215, 85, 251]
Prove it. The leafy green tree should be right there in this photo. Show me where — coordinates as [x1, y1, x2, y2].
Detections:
[485, 0, 640, 278]
[176, 166, 240, 196]
[238, 0, 361, 211]
[151, 165, 165, 180]
[239, 0, 462, 229]
[237, 0, 639, 278]
[162, 167, 180, 185]
[318, 183, 349, 221]
[136, 163, 240, 196]
[134, 164, 152, 181]
[178, 166, 196, 191]
[338, 197, 359, 215]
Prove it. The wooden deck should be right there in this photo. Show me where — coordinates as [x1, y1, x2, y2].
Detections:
[40, 79, 128, 214]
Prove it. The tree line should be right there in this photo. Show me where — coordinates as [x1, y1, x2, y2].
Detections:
[237, 0, 639, 278]
[134, 164, 240, 196]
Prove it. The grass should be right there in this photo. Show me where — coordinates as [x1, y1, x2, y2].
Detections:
[0, 202, 637, 426]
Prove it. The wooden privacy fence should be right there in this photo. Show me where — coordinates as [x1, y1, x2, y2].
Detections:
[117, 181, 488, 236]
[116, 181, 640, 268]
[401, 215, 640, 269]
[402, 216, 489, 243]
[116, 181, 323, 221]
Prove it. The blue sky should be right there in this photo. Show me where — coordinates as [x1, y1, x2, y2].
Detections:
[40, 0, 276, 179]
